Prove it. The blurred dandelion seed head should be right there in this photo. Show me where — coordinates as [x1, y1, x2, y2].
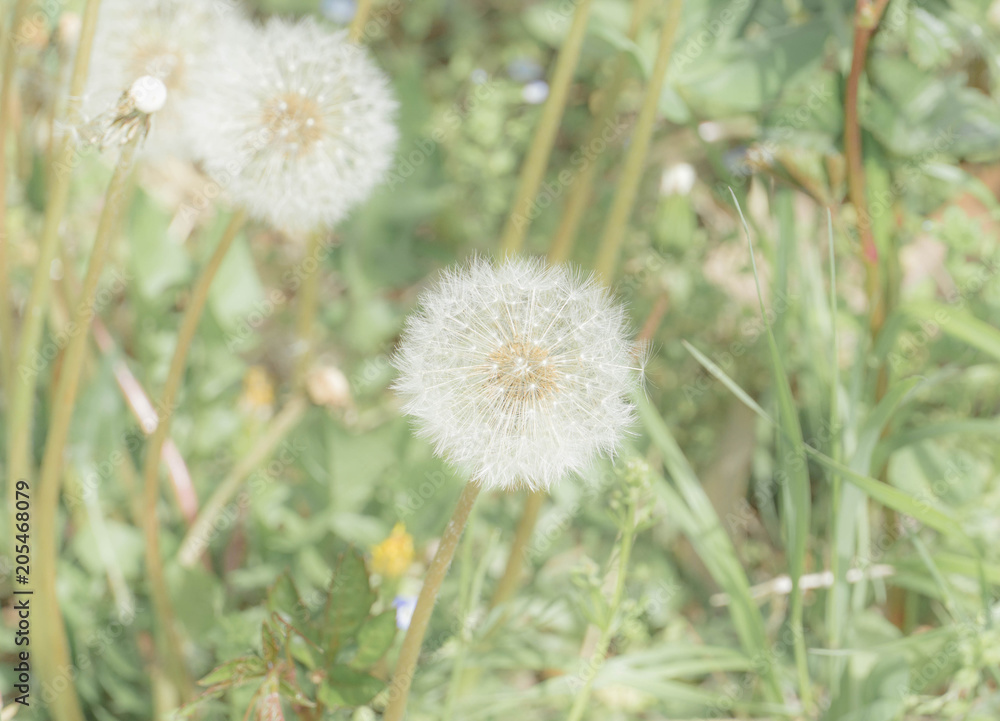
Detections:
[194, 17, 399, 233]
[84, 0, 251, 156]
[393, 257, 643, 493]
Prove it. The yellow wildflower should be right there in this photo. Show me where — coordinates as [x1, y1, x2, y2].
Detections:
[372, 523, 414, 578]
[240, 365, 275, 418]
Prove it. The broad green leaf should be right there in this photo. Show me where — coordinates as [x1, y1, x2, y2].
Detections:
[206, 213, 265, 335]
[324, 550, 376, 652]
[319, 666, 385, 707]
[128, 190, 191, 299]
[351, 611, 397, 669]
[198, 656, 266, 688]
[901, 301, 1000, 362]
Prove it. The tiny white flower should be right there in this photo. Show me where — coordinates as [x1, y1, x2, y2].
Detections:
[84, 0, 252, 155]
[193, 17, 398, 232]
[393, 257, 645, 492]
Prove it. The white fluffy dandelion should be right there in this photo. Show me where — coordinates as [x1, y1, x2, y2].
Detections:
[84, 0, 251, 155]
[393, 257, 644, 492]
[193, 17, 399, 232]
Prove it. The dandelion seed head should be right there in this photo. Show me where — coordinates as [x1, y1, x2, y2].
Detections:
[194, 17, 398, 233]
[129, 75, 168, 114]
[393, 257, 643, 492]
[84, 0, 251, 156]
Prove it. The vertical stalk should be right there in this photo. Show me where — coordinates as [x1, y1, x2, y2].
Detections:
[564, 509, 636, 721]
[140, 209, 245, 699]
[349, 0, 374, 42]
[488, 489, 544, 608]
[6, 0, 102, 531]
[0, 0, 33, 390]
[35, 131, 141, 721]
[498, 0, 594, 256]
[384, 481, 482, 721]
[546, 0, 650, 265]
[292, 230, 324, 387]
[592, 0, 684, 280]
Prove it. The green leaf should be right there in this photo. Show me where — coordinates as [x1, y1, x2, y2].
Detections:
[901, 301, 1000, 362]
[262, 623, 282, 664]
[352, 611, 397, 669]
[268, 572, 308, 626]
[324, 550, 376, 653]
[318, 666, 385, 707]
[128, 190, 191, 299]
[206, 214, 265, 335]
[198, 656, 267, 688]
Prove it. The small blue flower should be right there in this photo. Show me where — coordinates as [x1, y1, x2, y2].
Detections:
[393, 595, 418, 630]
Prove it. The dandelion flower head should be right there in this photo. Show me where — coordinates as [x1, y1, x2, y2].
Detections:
[393, 257, 644, 492]
[194, 17, 398, 232]
[84, 0, 251, 155]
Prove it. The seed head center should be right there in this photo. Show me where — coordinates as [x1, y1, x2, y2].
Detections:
[262, 91, 324, 152]
[488, 340, 559, 401]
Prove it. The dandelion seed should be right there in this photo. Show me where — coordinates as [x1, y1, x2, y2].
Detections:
[84, 0, 251, 155]
[193, 17, 398, 232]
[393, 257, 645, 492]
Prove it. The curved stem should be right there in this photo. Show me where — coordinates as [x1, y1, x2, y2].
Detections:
[384, 481, 481, 721]
[140, 209, 245, 700]
[176, 395, 308, 568]
[592, 0, 684, 280]
[7, 0, 102, 537]
[498, 0, 594, 256]
[35, 131, 141, 721]
[292, 230, 324, 388]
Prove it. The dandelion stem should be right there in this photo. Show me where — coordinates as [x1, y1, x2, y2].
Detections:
[35, 130, 141, 721]
[0, 0, 32, 392]
[565, 504, 637, 721]
[293, 229, 325, 387]
[349, 0, 373, 42]
[141, 209, 245, 701]
[384, 481, 482, 721]
[176, 395, 308, 568]
[498, 0, 594, 255]
[546, 0, 650, 265]
[592, 0, 683, 280]
[6, 0, 102, 540]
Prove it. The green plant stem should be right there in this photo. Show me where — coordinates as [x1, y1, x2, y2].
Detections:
[442, 503, 479, 721]
[349, 0, 374, 42]
[498, 0, 594, 256]
[565, 511, 636, 721]
[546, 0, 650, 265]
[592, 0, 683, 280]
[384, 481, 482, 721]
[35, 131, 141, 721]
[176, 395, 308, 567]
[0, 0, 32, 391]
[293, 230, 324, 387]
[141, 209, 245, 701]
[488, 488, 544, 608]
[6, 0, 102, 534]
